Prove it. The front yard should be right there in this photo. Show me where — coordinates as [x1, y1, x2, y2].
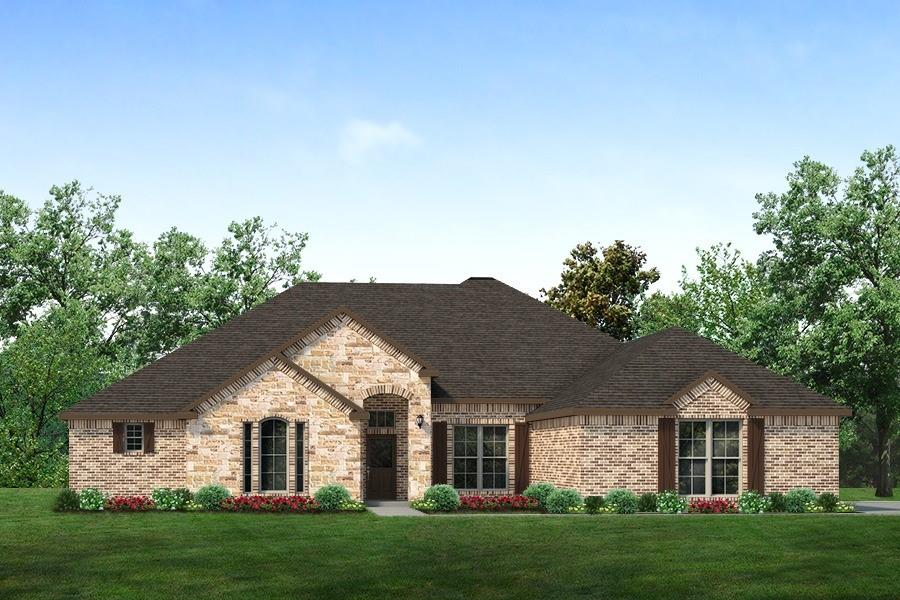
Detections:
[1, 489, 900, 599]
[840, 487, 899, 501]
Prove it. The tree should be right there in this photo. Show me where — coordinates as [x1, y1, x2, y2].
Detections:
[542, 240, 659, 340]
[0, 303, 111, 486]
[753, 147, 900, 496]
[637, 243, 765, 354]
[0, 181, 321, 483]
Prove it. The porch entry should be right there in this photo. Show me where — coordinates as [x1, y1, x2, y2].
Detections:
[366, 434, 397, 500]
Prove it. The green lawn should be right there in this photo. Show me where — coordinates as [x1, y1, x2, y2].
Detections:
[840, 487, 899, 501]
[2, 490, 900, 599]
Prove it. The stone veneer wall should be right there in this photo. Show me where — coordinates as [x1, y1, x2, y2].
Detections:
[289, 318, 432, 499]
[431, 403, 532, 495]
[764, 415, 839, 493]
[185, 368, 363, 497]
[68, 419, 187, 494]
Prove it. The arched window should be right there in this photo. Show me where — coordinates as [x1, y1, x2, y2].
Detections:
[260, 418, 287, 492]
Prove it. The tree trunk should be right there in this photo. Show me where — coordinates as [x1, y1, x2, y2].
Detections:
[874, 408, 894, 497]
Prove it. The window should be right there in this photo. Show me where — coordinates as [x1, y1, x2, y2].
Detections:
[125, 423, 143, 452]
[368, 410, 395, 428]
[295, 422, 304, 494]
[453, 425, 507, 490]
[678, 420, 740, 496]
[242, 423, 252, 494]
[260, 419, 287, 492]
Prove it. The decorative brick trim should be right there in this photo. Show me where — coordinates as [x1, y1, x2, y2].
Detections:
[672, 377, 751, 412]
[68, 419, 187, 430]
[529, 414, 658, 429]
[764, 415, 840, 427]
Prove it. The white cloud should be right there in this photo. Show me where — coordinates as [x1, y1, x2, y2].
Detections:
[339, 120, 421, 164]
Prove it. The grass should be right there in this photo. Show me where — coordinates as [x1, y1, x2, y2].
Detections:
[840, 487, 899, 501]
[2, 489, 900, 599]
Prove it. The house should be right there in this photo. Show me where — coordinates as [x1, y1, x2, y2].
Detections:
[60, 278, 850, 500]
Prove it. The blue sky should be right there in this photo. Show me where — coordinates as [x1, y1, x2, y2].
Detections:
[2, 2, 899, 295]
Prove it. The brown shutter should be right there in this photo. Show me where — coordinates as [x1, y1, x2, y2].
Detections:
[748, 418, 765, 493]
[514, 422, 530, 494]
[143, 422, 155, 454]
[658, 418, 676, 491]
[431, 421, 448, 485]
[112, 422, 124, 453]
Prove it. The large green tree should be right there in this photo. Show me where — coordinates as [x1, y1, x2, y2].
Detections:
[637, 243, 765, 354]
[542, 240, 659, 340]
[752, 147, 900, 496]
[0, 181, 320, 484]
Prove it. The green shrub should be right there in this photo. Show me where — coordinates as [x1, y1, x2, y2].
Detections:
[785, 488, 817, 513]
[339, 499, 366, 512]
[584, 496, 605, 513]
[314, 484, 352, 511]
[54, 489, 80, 512]
[522, 482, 556, 508]
[604, 489, 639, 514]
[545, 488, 582, 514]
[173, 488, 193, 505]
[637, 492, 657, 513]
[422, 484, 460, 511]
[151, 488, 186, 511]
[834, 501, 854, 513]
[767, 491, 786, 512]
[79, 488, 106, 511]
[195, 484, 231, 510]
[656, 490, 687, 514]
[817, 492, 839, 512]
[738, 490, 769, 514]
[523, 482, 556, 507]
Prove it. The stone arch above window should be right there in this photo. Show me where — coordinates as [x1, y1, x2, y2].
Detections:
[360, 384, 419, 403]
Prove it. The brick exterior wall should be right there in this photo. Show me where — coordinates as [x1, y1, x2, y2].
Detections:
[363, 394, 409, 499]
[431, 403, 532, 495]
[530, 416, 657, 495]
[528, 378, 840, 496]
[68, 420, 187, 494]
[764, 415, 839, 493]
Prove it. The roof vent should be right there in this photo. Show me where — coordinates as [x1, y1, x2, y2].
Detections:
[462, 276, 496, 283]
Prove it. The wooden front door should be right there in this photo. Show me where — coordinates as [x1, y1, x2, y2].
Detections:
[366, 435, 396, 500]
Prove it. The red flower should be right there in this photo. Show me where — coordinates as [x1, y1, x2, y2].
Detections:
[687, 497, 737, 514]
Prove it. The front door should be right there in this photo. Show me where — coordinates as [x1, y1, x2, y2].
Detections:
[366, 435, 396, 500]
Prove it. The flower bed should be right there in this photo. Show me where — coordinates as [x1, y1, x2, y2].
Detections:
[688, 497, 738, 514]
[221, 495, 319, 512]
[55, 483, 367, 514]
[458, 495, 540, 511]
[106, 495, 155, 511]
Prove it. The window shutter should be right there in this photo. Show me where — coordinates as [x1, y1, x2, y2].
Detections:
[514, 422, 530, 494]
[112, 422, 124, 453]
[295, 422, 304, 494]
[431, 421, 447, 485]
[748, 418, 765, 493]
[143, 422, 155, 453]
[657, 418, 676, 491]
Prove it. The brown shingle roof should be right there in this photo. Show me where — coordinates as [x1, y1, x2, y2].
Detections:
[529, 327, 850, 419]
[61, 280, 849, 420]
[61, 278, 618, 418]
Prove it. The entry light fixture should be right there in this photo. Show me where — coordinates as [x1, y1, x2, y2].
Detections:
[415, 414, 425, 429]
